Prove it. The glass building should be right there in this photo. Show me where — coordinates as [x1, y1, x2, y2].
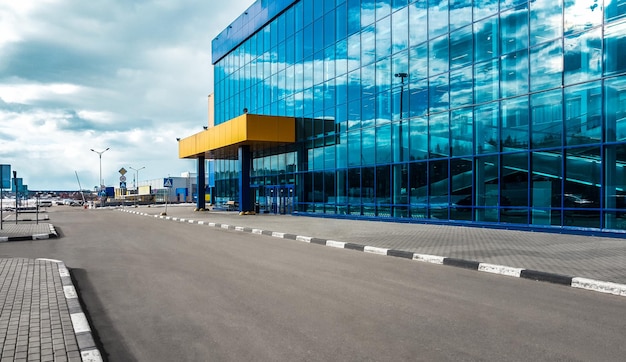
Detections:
[179, 0, 626, 235]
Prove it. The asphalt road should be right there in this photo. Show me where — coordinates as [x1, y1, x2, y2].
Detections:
[1, 208, 624, 361]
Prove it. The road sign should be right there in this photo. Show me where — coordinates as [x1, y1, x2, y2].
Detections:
[119, 168, 127, 175]
[120, 181, 127, 189]
[0, 164, 10, 189]
[163, 178, 173, 188]
[120, 175, 127, 182]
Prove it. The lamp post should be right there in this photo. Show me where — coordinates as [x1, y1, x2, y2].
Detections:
[129, 166, 145, 206]
[90, 148, 110, 192]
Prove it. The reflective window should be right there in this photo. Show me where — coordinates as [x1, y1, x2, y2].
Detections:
[450, 107, 473, 156]
[606, 0, 626, 21]
[450, 67, 473, 108]
[564, 146, 601, 228]
[409, 78, 428, 117]
[429, 112, 450, 158]
[362, 128, 376, 164]
[392, 7, 409, 53]
[409, 161, 428, 218]
[429, 73, 449, 113]
[501, 96, 529, 150]
[409, 116, 429, 160]
[530, 40, 563, 92]
[604, 144, 626, 230]
[376, 16, 392, 59]
[531, 89, 563, 149]
[361, 25, 376, 65]
[604, 20, 626, 76]
[429, 0, 449, 39]
[392, 120, 410, 162]
[475, 103, 499, 154]
[474, 59, 500, 103]
[605, 76, 626, 142]
[502, 152, 529, 207]
[376, 124, 395, 164]
[450, 25, 473, 69]
[530, 0, 562, 46]
[429, 35, 449, 76]
[429, 159, 449, 219]
[409, 42, 429, 81]
[500, 6, 529, 54]
[347, 0, 361, 34]
[409, 1, 428, 46]
[564, 28, 602, 85]
[450, 0, 472, 31]
[362, 0, 376, 27]
[564, 0, 603, 35]
[474, 15, 499, 62]
[500, 50, 529, 98]
[475, 155, 499, 222]
[449, 158, 473, 220]
[565, 81, 602, 146]
[474, 0, 499, 21]
[348, 131, 361, 166]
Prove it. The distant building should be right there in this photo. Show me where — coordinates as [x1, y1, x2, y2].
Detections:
[179, 0, 626, 235]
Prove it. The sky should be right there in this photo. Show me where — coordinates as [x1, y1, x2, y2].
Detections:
[0, 0, 253, 191]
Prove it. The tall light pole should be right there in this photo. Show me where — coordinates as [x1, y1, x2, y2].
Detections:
[129, 166, 145, 205]
[90, 148, 110, 192]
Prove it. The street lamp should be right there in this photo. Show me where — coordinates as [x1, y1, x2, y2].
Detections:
[90, 148, 110, 192]
[129, 166, 145, 205]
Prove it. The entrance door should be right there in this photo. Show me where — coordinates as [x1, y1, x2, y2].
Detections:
[264, 185, 295, 214]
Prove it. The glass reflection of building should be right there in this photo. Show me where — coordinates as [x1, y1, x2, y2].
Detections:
[203, 0, 626, 234]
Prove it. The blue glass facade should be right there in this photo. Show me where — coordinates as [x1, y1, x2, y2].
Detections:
[211, 0, 626, 234]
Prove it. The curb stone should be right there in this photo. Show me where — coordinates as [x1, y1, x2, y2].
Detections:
[36, 258, 104, 362]
[119, 209, 626, 298]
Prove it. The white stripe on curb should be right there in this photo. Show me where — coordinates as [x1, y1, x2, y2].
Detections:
[572, 277, 626, 296]
[70, 313, 91, 334]
[413, 254, 445, 264]
[478, 263, 523, 277]
[63, 285, 78, 299]
[326, 240, 345, 248]
[296, 235, 312, 243]
[364, 246, 388, 256]
[272, 232, 285, 238]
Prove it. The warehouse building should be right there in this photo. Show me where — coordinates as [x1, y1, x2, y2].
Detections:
[179, 0, 626, 235]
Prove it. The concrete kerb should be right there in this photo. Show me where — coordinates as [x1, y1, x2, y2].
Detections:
[119, 209, 626, 298]
[36, 258, 104, 362]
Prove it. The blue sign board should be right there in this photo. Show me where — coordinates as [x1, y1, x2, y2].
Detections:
[12, 178, 23, 193]
[163, 178, 174, 188]
[120, 181, 127, 189]
[0, 164, 10, 189]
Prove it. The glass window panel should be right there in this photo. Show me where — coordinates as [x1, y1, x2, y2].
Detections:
[325, 46, 336, 82]
[475, 103, 499, 154]
[429, 159, 449, 219]
[474, 16, 500, 61]
[531, 89, 563, 149]
[409, 1, 428, 46]
[392, 164, 409, 213]
[450, 0, 472, 30]
[409, 161, 428, 217]
[362, 26, 376, 65]
[348, 168, 361, 208]
[502, 152, 529, 207]
[377, 90, 392, 125]
[347, 33, 361, 72]
[336, 169, 347, 207]
[362, 167, 376, 207]
[335, 39, 348, 76]
[337, 133, 348, 168]
[449, 158, 473, 220]
[501, 96, 530, 150]
[564, 0, 602, 34]
[604, 20, 626, 76]
[450, 107, 473, 156]
[474, 59, 500, 103]
[500, 5, 529, 55]
[362, 128, 376, 165]
[362, 0, 376, 27]
[604, 144, 626, 229]
[429, 35, 449, 76]
[376, 165, 391, 208]
[376, 16, 392, 60]
[348, 99, 361, 130]
[530, 0, 563, 46]
[429, 0, 449, 39]
[347, 0, 361, 34]
[501, 0, 529, 11]
[500, 50, 529, 98]
[450, 67, 473, 108]
[564, 28, 602, 85]
[450, 25, 473, 69]
[474, 0, 499, 21]
[531, 149, 562, 215]
[392, 7, 409, 53]
[348, 131, 361, 166]
[475, 155, 499, 222]
[530, 40, 563, 92]
[409, 116, 429, 160]
[376, 0, 391, 20]
[362, 95, 376, 128]
[429, 112, 450, 158]
[429, 73, 449, 113]
[375, 57, 391, 94]
[409, 42, 429, 81]
[606, 0, 626, 21]
[605, 76, 626, 142]
[347, 69, 360, 102]
[565, 81, 602, 146]
[376, 125, 392, 164]
[393, 120, 410, 162]
[564, 146, 601, 227]
[409, 78, 429, 117]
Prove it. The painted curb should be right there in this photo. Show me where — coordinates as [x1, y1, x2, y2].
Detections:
[119, 209, 626, 298]
[36, 258, 104, 362]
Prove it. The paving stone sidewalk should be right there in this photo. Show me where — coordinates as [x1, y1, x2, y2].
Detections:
[0, 258, 102, 362]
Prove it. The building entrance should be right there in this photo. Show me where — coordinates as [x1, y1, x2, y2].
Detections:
[263, 185, 294, 214]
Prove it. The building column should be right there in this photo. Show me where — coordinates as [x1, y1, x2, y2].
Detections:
[197, 156, 206, 210]
[239, 145, 251, 212]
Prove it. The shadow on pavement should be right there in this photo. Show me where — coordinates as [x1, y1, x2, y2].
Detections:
[71, 268, 138, 362]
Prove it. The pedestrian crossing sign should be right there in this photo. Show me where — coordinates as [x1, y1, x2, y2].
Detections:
[163, 178, 173, 188]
